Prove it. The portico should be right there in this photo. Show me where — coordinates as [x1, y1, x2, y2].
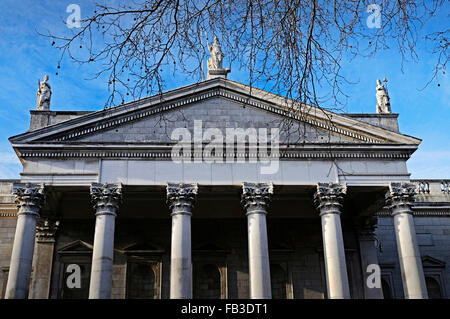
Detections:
[5, 77, 429, 299]
[2, 180, 427, 299]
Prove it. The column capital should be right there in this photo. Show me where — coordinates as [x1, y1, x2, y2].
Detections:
[36, 218, 60, 243]
[385, 182, 415, 216]
[12, 183, 45, 217]
[355, 215, 378, 241]
[166, 183, 198, 215]
[90, 183, 122, 217]
[314, 182, 347, 216]
[241, 182, 273, 215]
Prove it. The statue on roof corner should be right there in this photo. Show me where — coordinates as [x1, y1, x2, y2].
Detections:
[376, 78, 391, 114]
[206, 36, 230, 80]
[37, 75, 52, 110]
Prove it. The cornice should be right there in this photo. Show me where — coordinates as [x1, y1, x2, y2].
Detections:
[13, 144, 416, 160]
[15, 150, 414, 160]
[377, 207, 450, 217]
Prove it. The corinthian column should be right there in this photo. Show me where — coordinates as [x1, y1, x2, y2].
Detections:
[241, 182, 273, 299]
[314, 183, 350, 299]
[88, 183, 122, 299]
[167, 183, 198, 299]
[386, 182, 428, 299]
[6, 183, 45, 299]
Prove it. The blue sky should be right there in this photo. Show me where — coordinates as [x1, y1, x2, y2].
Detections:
[0, 0, 448, 180]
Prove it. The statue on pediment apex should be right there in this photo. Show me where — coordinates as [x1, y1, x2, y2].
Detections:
[207, 36, 225, 71]
[205, 36, 230, 80]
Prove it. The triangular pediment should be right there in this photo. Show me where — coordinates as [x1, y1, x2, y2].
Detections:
[10, 78, 420, 159]
[57, 240, 93, 253]
[41, 96, 371, 145]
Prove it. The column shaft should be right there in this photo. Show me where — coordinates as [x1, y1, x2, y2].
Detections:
[170, 212, 192, 298]
[167, 183, 197, 299]
[247, 212, 271, 298]
[5, 183, 45, 299]
[89, 214, 116, 298]
[6, 214, 38, 298]
[242, 182, 272, 299]
[321, 212, 350, 299]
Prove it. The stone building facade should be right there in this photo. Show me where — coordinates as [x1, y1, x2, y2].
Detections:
[0, 78, 448, 299]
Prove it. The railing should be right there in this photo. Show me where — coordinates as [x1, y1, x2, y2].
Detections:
[411, 180, 450, 195]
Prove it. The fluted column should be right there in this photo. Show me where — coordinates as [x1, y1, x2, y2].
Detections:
[167, 183, 198, 299]
[6, 183, 45, 299]
[386, 182, 428, 299]
[241, 182, 272, 299]
[88, 183, 122, 299]
[314, 182, 350, 299]
[29, 218, 60, 299]
[355, 216, 384, 299]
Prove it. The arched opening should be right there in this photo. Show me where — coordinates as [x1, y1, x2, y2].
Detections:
[193, 264, 221, 299]
[126, 261, 156, 299]
[426, 276, 442, 299]
[381, 278, 392, 299]
[270, 264, 287, 299]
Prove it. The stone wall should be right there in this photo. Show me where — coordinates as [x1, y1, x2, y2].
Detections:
[50, 217, 366, 299]
[0, 181, 18, 298]
[376, 216, 450, 298]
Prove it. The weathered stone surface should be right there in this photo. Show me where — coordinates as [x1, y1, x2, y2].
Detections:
[76, 97, 357, 145]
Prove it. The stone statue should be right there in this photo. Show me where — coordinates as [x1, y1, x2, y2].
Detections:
[37, 75, 52, 110]
[206, 36, 230, 80]
[207, 37, 225, 71]
[376, 78, 391, 114]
